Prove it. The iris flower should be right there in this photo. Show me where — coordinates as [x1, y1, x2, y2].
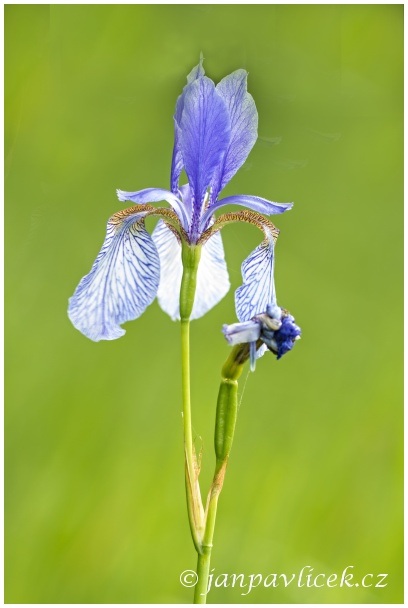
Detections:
[68, 59, 293, 341]
[223, 304, 301, 370]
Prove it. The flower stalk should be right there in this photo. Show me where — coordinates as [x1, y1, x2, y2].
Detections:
[180, 243, 205, 552]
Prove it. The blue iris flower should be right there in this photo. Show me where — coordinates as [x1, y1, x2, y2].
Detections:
[223, 304, 301, 370]
[68, 58, 293, 341]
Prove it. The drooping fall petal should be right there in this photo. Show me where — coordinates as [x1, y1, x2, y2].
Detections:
[68, 207, 160, 341]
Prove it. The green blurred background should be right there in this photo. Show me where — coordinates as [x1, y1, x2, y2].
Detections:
[5, 5, 403, 604]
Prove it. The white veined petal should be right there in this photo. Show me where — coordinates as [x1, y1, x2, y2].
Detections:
[235, 228, 277, 322]
[152, 221, 230, 321]
[191, 230, 230, 320]
[68, 210, 160, 341]
[152, 220, 183, 321]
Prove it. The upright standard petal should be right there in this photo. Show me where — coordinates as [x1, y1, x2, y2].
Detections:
[175, 56, 206, 126]
[186, 55, 206, 84]
[212, 70, 258, 199]
[179, 183, 193, 225]
[152, 219, 230, 321]
[170, 121, 184, 195]
[180, 77, 231, 236]
[116, 187, 189, 231]
[68, 206, 160, 341]
[171, 57, 205, 194]
[200, 195, 293, 231]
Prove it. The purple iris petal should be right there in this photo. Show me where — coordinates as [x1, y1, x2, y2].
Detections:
[272, 314, 302, 359]
[170, 122, 184, 195]
[171, 58, 206, 194]
[175, 58, 206, 125]
[212, 70, 258, 201]
[179, 183, 193, 225]
[116, 187, 189, 231]
[180, 76, 231, 240]
[200, 195, 293, 231]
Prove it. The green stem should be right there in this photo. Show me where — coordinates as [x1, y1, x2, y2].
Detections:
[194, 492, 219, 603]
[180, 244, 203, 552]
[193, 344, 250, 603]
